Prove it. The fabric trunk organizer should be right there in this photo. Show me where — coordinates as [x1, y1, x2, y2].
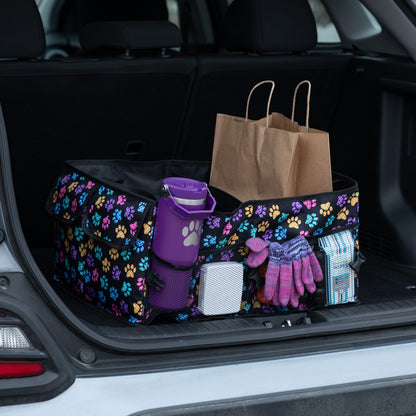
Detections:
[46, 159, 361, 325]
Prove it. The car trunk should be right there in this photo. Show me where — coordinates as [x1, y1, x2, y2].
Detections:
[2, 53, 416, 352]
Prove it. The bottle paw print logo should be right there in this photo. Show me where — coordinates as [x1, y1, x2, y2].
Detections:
[288, 216, 301, 229]
[182, 220, 200, 247]
[319, 203, 333, 217]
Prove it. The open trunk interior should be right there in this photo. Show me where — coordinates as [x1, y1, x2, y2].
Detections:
[3, 51, 416, 351]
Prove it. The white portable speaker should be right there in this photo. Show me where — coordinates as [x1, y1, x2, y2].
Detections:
[198, 262, 244, 316]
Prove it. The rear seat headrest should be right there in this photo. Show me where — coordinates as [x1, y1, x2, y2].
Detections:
[75, 0, 168, 29]
[79, 21, 182, 52]
[223, 0, 317, 53]
[0, 0, 45, 59]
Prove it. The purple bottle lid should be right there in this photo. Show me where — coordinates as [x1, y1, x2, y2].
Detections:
[162, 177, 207, 206]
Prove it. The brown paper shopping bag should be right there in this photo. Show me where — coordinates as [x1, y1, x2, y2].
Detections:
[209, 80, 332, 202]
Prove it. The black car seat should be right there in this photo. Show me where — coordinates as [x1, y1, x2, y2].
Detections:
[177, 0, 351, 160]
[0, 0, 196, 253]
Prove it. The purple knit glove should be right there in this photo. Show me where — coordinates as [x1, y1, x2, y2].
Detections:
[265, 242, 285, 302]
[284, 237, 323, 296]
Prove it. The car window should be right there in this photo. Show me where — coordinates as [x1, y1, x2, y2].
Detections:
[167, 0, 181, 28]
[307, 0, 341, 43]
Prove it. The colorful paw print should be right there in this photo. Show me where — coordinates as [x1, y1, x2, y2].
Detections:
[68, 181, 78, 192]
[87, 238, 94, 250]
[232, 209, 243, 222]
[95, 196, 105, 209]
[239, 246, 249, 257]
[109, 248, 119, 260]
[257, 221, 270, 232]
[274, 226, 287, 241]
[138, 257, 149, 271]
[92, 212, 102, 227]
[124, 264, 136, 278]
[117, 195, 127, 206]
[78, 243, 88, 257]
[203, 235, 217, 247]
[337, 206, 350, 220]
[237, 219, 250, 233]
[143, 221, 153, 235]
[288, 216, 301, 229]
[102, 258, 111, 272]
[129, 221, 138, 236]
[136, 277, 145, 291]
[222, 222, 232, 235]
[227, 233, 239, 246]
[121, 282, 132, 297]
[348, 192, 359, 207]
[269, 204, 280, 219]
[137, 202, 147, 213]
[133, 300, 144, 316]
[112, 209, 122, 223]
[71, 199, 78, 213]
[124, 206, 135, 221]
[303, 199, 316, 209]
[100, 276, 108, 290]
[305, 213, 318, 227]
[115, 224, 127, 239]
[255, 205, 267, 218]
[245, 205, 254, 218]
[319, 203, 333, 217]
[292, 201, 302, 214]
[102, 216, 110, 230]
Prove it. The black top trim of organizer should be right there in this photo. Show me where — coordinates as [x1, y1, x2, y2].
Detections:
[64, 160, 157, 203]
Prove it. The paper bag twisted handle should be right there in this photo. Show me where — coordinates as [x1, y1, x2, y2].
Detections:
[245, 80, 275, 129]
[291, 80, 311, 130]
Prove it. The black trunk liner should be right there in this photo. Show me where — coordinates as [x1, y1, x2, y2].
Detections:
[30, 247, 416, 345]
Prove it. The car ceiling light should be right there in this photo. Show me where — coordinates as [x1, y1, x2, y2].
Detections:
[0, 327, 31, 349]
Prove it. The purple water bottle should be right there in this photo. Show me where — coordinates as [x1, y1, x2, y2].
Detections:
[149, 178, 216, 310]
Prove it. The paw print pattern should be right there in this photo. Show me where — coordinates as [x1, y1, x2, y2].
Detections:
[124, 264, 136, 278]
[245, 205, 253, 218]
[348, 192, 359, 206]
[305, 213, 318, 227]
[257, 221, 270, 232]
[227, 233, 239, 246]
[51, 168, 360, 324]
[319, 203, 333, 217]
[269, 205, 280, 219]
[133, 301, 144, 316]
[95, 196, 105, 209]
[182, 221, 200, 247]
[337, 207, 350, 220]
[288, 216, 301, 229]
[115, 225, 127, 239]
